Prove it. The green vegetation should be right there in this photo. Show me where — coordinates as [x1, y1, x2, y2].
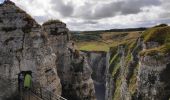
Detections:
[154, 24, 168, 28]
[142, 26, 170, 44]
[76, 42, 110, 52]
[74, 25, 170, 99]
[140, 44, 170, 56]
[43, 19, 62, 26]
[75, 31, 141, 52]
[141, 26, 170, 56]
[113, 77, 122, 100]
[109, 53, 118, 65]
[128, 63, 139, 96]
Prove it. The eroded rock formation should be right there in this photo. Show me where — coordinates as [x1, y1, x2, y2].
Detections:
[0, 1, 96, 100]
[42, 21, 96, 100]
[0, 1, 62, 99]
[109, 26, 170, 100]
[82, 51, 109, 100]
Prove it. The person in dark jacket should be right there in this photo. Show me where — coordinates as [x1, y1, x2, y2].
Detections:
[18, 72, 24, 92]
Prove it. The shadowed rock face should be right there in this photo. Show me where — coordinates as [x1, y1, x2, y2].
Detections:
[0, 1, 96, 99]
[0, 1, 62, 99]
[82, 51, 108, 100]
[43, 22, 96, 99]
[137, 56, 170, 100]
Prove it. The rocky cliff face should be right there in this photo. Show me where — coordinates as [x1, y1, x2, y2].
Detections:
[0, 1, 61, 99]
[0, 1, 96, 100]
[42, 21, 96, 99]
[109, 26, 170, 100]
[61, 48, 96, 100]
[137, 55, 170, 100]
[82, 51, 108, 100]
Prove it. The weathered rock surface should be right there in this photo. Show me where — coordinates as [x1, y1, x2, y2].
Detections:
[43, 22, 96, 100]
[137, 55, 170, 100]
[109, 28, 170, 100]
[0, 1, 61, 99]
[82, 51, 108, 100]
[0, 1, 111, 100]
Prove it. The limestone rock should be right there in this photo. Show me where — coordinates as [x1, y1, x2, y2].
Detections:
[137, 55, 170, 100]
[43, 21, 96, 100]
[0, 1, 61, 99]
[82, 51, 108, 100]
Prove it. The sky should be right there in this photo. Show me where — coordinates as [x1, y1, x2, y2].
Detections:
[1, 0, 170, 31]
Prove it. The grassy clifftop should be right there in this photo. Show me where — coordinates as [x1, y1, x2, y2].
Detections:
[73, 25, 170, 99]
[109, 25, 170, 99]
[141, 26, 170, 56]
[73, 31, 141, 52]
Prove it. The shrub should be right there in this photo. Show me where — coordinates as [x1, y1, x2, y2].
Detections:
[154, 24, 168, 28]
[43, 19, 62, 26]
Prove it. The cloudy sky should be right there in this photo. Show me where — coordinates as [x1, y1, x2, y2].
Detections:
[0, 0, 170, 31]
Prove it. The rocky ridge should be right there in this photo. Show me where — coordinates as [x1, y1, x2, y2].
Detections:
[109, 26, 170, 100]
[0, 1, 96, 100]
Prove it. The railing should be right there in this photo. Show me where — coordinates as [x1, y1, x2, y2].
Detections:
[0, 74, 67, 100]
[30, 82, 67, 100]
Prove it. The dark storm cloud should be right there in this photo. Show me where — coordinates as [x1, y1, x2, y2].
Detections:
[51, 0, 74, 17]
[75, 0, 161, 20]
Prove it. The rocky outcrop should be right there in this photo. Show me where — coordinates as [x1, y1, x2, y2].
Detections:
[137, 55, 170, 100]
[0, 1, 96, 99]
[109, 26, 170, 100]
[0, 1, 61, 99]
[61, 48, 96, 100]
[82, 51, 108, 100]
[82, 51, 107, 83]
[42, 20, 96, 99]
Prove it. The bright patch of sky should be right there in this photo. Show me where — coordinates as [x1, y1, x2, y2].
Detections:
[5, 0, 170, 31]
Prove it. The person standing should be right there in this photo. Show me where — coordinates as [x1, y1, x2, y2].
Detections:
[18, 72, 24, 92]
[24, 73, 32, 90]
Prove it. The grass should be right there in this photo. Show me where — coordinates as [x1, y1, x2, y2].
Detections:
[140, 43, 170, 56]
[109, 50, 121, 77]
[76, 42, 110, 51]
[74, 25, 170, 100]
[43, 19, 63, 26]
[109, 53, 119, 65]
[113, 77, 122, 100]
[141, 26, 170, 56]
[142, 26, 170, 44]
[75, 31, 141, 52]
[74, 27, 170, 99]
[128, 63, 139, 95]
[112, 62, 120, 77]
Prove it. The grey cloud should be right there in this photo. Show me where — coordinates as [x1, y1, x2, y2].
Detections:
[158, 0, 170, 19]
[51, 0, 74, 17]
[93, 1, 123, 19]
[159, 12, 170, 19]
[84, 20, 98, 24]
[121, 0, 160, 14]
[68, 20, 98, 27]
[13, 0, 169, 31]
[74, 0, 161, 20]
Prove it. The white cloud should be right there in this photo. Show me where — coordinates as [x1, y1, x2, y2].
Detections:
[9, 0, 170, 31]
